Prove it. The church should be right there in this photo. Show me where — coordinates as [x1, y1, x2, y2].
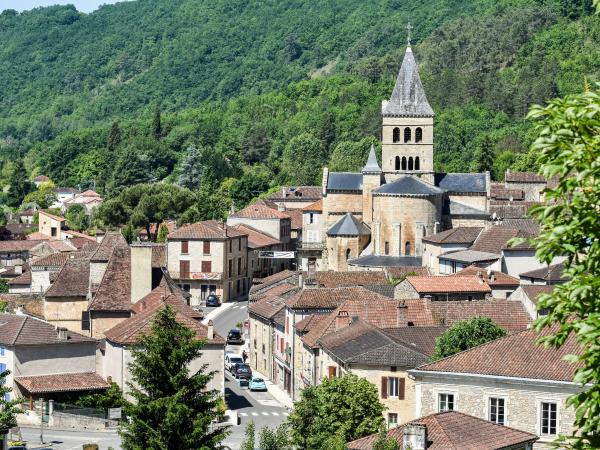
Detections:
[319, 43, 491, 272]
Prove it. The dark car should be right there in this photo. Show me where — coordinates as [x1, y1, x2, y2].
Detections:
[227, 328, 244, 345]
[205, 294, 221, 307]
[233, 363, 252, 379]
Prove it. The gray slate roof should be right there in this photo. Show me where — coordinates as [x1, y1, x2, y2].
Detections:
[327, 172, 363, 191]
[444, 200, 491, 217]
[382, 46, 434, 118]
[520, 262, 567, 282]
[422, 227, 483, 245]
[373, 175, 444, 196]
[362, 145, 382, 173]
[435, 173, 487, 193]
[439, 250, 500, 264]
[327, 213, 370, 237]
[348, 255, 423, 268]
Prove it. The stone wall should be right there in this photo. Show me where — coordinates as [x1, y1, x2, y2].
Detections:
[90, 311, 130, 339]
[249, 314, 273, 377]
[44, 296, 88, 334]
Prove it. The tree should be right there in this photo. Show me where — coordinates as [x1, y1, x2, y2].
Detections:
[120, 306, 228, 449]
[329, 137, 380, 173]
[372, 429, 400, 450]
[65, 204, 89, 231]
[177, 144, 204, 191]
[156, 222, 169, 243]
[152, 106, 162, 141]
[432, 317, 507, 361]
[6, 159, 33, 208]
[0, 279, 8, 294]
[107, 121, 122, 152]
[288, 374, 385, 449]
[281, 133, 327, 186]
[122, 223, 136, 244]
[74, 382, 125, 409]
[241, 422, 292, 450]
[105, 150, 150, 196]
[0, 369, 22, 432]
[240, 421, 256, 450]
[23, 182, 57, 209]
[476, 136, 494, 173]
[525, 85, 600, 448]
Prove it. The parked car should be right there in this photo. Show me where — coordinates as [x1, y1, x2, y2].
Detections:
[233, 363, 252, 379]
[227, 328, 244, 345]
[225, 353, 244, 372]
[249, 377, 267, 392]
[206, 294, 221, 307]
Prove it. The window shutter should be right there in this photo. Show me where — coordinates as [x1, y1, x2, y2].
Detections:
[381, 377, 388, 399]
[203, 241, 210, 254]
[180, 260, 190, 278]
[328, 366, 337, 379]
[399, 378, 405, 400]
[181, 241, 188, 254]
[202, 261, 212, 272]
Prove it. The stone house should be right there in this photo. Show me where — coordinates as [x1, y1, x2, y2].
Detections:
[508, 285, 555, 320]
[38, 211, 66, 240]
[410, 327, 582, 449]
[266, 186, 323, 210]
[519, 262, 567, 285]
[394, 275, 492, 301]
[348, 410, 538, 450]
[0, 314, 108, 404]
[229, 223, 283, 280]
[167, 220, 249, 304]
[51, 187, 79, 209]
[421, 227, 482, 274]
[0, 240, 44, 267]
[450, 265, 520, 299]
[298, 199, 324, 271]
[504, 171, 549, 202]
[61, 190, 103, 215]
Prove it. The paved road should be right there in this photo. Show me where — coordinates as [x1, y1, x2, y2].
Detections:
[18, 427, 121, 450]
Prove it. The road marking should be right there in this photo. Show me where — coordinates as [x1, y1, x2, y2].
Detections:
[240, 412, 248, 416]
[251, 412, 259, 416]
[261, 412, 270, 416]
[283, 412, 289, 416]
[271, 412, 279, 416]
[257, 399, 281, 407]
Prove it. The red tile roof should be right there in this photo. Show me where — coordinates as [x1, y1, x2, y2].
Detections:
[130, 280, 202, 320]
[7, 270, 31, 285]
[302, 199, 323, 212]
[453, 266, 519, 287]
[45, 257, 90, 298]
[25, 232, 51, 241]
[422, 227, 483, 245]
[229, 224, 280, 249]
[47, 239, 77, 252]
[505, 171, 546, 183]
[520, 285, 555, 305]
[91, 231, 128, 262]
[294, 314, 329, 333]
[249, 296, 287, 320]
[0, 314, 95, 346]
[16, 372, 109, 394]
[39, 211, 65, 222]
[286, 209, 303, 230]
[231, 203, 290, 220]
[348, 411, 538, 450]
[267, 186, 322, 201]
[0, 240, 44, 252]
[168, 220, 246, 240]
[88, 247, 131, 312]
[286, 286, 395, 310]
[406, 276, 492, 294]
[470, 227, 522, 254]
[414, 325, 580, 382]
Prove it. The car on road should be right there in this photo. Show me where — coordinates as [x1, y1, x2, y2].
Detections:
[205, 294, 221, 307]
[225, 353, 244, 372]
[249, 377, 267, 391]
[233, 363, 252, 379]
[226, 328, 244, 345]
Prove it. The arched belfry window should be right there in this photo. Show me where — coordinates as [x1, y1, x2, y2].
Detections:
[345, 248, 351, 260]
[401, 157, 407, 171]
[393, 127, 400, 143]
[405, 241, 411, 255]
[416, 127, 423, 143]
[395, 156, 400, 170]
[404, 127, 411, 143]
[408, 157, 414, 171]
[415, 157, 420, 170]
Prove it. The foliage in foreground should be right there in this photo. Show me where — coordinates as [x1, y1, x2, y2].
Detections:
[288, 374, 385, 449]
[527, 84, 600, 448]
[120, 306, 228, 449]
[431, 317, 507, 361]
[241, 421, 292, 450]
[0, 369, 21, 431]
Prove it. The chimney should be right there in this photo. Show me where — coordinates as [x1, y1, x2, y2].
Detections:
[396, 301, 408, 327]
[335, 310, 351, 330]
[277, 203, 286, 212]
[403, 423, 427, 450]
[15, 265, 22, 275]
[298, 272, 303, 288]
[130, 243, 154, 303]
[57, 327, 68, 340]
[489, 270, 496, 281]
[476, 271, 484, 283]
[207, 320, 214, 340]
[107, 376, 112, 384]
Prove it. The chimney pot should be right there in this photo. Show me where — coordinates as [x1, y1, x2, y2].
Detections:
[396, 301, 408, 327]
[57, 327, 68, 340]
[335, 311, 351, 330]
[207, 320, 214, 340]
[403, 423, 427, 450]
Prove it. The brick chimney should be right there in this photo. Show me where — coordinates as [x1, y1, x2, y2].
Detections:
[335, 310, 351, 330]
[207, 320, 214, 340]
[396, 301, 408, 326]
[130, 243, 153, 303]
[403, 423, 427, 450]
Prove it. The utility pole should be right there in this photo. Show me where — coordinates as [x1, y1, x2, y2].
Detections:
[39, 397, 44, 444]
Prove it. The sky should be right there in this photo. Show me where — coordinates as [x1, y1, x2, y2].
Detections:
[0, 1, 125, 13]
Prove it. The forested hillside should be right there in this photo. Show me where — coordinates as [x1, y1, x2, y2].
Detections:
[1, 0, 598, 217]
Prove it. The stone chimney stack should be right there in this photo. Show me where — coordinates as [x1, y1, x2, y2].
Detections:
[298, 272, 303, 288]
[57, 327, 68, 340]
[130, 243, 154, 303]
[403, 423, 427, 450]
[396, 300, 408, 327]
[207, 320, 214, 340]
[335, 310, 351, 330]
[476, 271, 484, 284]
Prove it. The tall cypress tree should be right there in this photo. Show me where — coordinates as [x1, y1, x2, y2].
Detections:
[121, 306, 229, 449]
[477, 136, 495, 174]
[107, 121, 122, 152]
[6, 159, 33, 208]
[152, 106, 162, 141]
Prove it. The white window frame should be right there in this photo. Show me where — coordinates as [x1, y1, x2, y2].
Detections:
[437, 392, 456, 412]
[487, 396, 507, 425]
[538, 400, 559, 437]
[388, 376, 399, 397]
[388, 412, 399, 428]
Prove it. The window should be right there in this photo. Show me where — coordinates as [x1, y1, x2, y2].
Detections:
[393, 127, 400, 143]
[408, 156, 414, 170]
[328, 366, 337, 379]
[395, 156, 400, 170]
[180, 260, 190, 278]
[228, 259, 232, 277]
[345, 248, 351, 260]
[405, 241, 411, 255]
[309, 213, 315, 224]
[236, 279, 241, 293]
[51, 227, 57, 237]
[541, 402, 557, 435]
[280, 337, 284, 353]
[404, 127, 411, 143]
[81, 311, 90, 331]
[385, 241, 390, 255]
[181, 241, 189, 254]
[388, 377, 399, 397]
[381, 377, 405, 399]
[388, 413, 399, 428]
[438, 393, 454, 412]
[401, 156, 407, 170]
[238, 238, 241, 251]
[415, 127, 423, 143]
[0, 347, 5, 357]
[237, 258, 241, 275]
[489, 397, 505, 425]
[307, 230, 318, 243]
[203, 241, 211, 254]
[415, 156, 420, 170]
[201, 261, 212, 273]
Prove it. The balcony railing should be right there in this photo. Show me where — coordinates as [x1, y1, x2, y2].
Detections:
[297, 242, 325, 250]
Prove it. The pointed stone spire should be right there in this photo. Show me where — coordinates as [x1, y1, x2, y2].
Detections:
[382, 45, 434, 118]
[362, 144, 381, 173]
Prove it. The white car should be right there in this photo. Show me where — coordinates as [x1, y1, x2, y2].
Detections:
[225, 353, 244, 372]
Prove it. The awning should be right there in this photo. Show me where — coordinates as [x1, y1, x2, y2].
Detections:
[15, 372, 110, 394]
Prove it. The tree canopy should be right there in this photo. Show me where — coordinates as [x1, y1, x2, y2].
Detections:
[432, 317, 507, 361]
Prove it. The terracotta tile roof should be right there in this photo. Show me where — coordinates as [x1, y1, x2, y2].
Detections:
[505, 171, 546, 183]
[63, 230, 96, 241]
[231, 202, 290, 220]
[7, 270, 31, 285]
[520, 262, 567, 282]
[490, 183, 525, 201]
[287, 286, 394, 310]
[489, 203, 539, 219]
[130, 280, 201, 320]
[250, 270, 297, 296]
[168, 220, 246, 240]
[91, 231, 128, 262]
[470, 227, 521, 254]
[39, 211, 65, 222]
[248, 296, 286, 320]
[386, 266, 429, 279]
[139, 221, 177, 238]
[497, 218, 540, 235]
[80, 190, 101, 197]
[520, 285, 555, 305]
[0, 314, 95, 346]
[267, 186, 322, 201]
[67, 237, 99, 250]
[251, 282, 299, 302]
[302, 199, 322, 212]
[45, 257, 90, 298]
[406, 276, 492, 294]
[151, 244, 166, 268]
[414, 325, 580, 382]
[230, 224, 280, 248]
[453, 266, 519, 287]
[286, 209, 303, 230]
[25, 232, 51, 241]
[381, 326, 448, 356]
[0, 240, 44, 252]
[16, 372, 109, 394]
[302, 270, 388, 288]
[428, 299, 531, 332]
[104, 295, 224, 345]
[294, 314, 329, 333]
[422, 227, 483, 245]
[33, 175, 50, 182]
[88, 247, 130, 312]
[32, 252, 89, 268]
[47, 240, 77, 252]
[348, 411, 538, 450]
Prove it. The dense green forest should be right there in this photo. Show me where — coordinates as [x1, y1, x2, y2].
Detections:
[0, 0, 598, 219]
